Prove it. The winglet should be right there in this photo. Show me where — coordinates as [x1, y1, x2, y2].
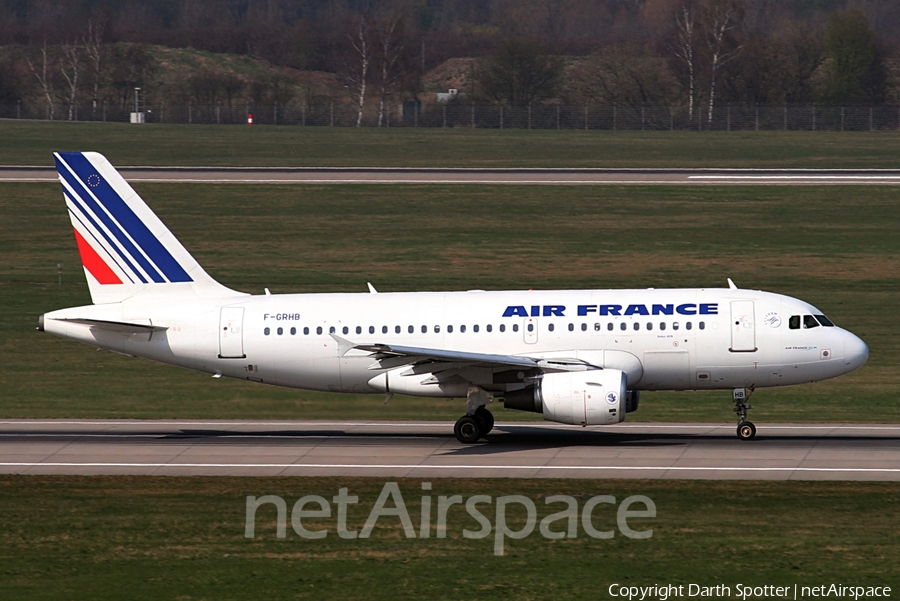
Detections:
[367, 282, 378, 294]
[727, 278, 738, 290]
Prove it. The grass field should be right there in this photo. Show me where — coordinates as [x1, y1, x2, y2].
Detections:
[5, 120, 900, 167]
[0, 476, 897, 600]
[1, 181, 896, 422]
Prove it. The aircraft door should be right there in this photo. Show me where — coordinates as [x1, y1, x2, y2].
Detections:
[729, 300, 756, 352]
[523, 318, 538, 344]
[219, 307, 246, 358]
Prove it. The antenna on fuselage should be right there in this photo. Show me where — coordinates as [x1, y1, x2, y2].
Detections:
[367, 282, 378, 294]
[727, 278, 738, 290]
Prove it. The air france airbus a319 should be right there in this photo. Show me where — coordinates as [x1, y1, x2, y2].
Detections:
[39, 152, 869, 442]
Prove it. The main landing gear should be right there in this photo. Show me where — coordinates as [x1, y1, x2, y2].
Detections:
[453, 385, 495, 444]
[733, 387, 756, 441]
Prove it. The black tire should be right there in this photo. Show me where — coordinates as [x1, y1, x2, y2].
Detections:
[454, 415, 483, 444]
[474, 406, 494, 434]
[737, 421, 757, 441]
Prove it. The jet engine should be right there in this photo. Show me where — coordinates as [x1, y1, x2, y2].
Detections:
[503, 369, 628, 426]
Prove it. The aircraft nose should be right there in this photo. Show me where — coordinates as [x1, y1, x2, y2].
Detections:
[843, 331, 869, 373]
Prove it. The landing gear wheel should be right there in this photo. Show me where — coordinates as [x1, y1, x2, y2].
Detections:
[454, 415, 483, 444]
[737, 421, 757, 441]
[474, 406, 494, 434]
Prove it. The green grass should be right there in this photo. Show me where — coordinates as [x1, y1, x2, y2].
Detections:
[1, 182, 896, 422]
[5, 121, 900, 167]
[0, 477, 897, 600]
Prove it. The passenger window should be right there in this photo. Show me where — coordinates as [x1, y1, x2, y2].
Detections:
[408, 325, 414, 333]
[500, 324, 506, 332]
[607, 323, 613, 331]
[567, 323, 574, 332]
[356, 326, 362, 335]
[421, 325, 427, 333]
[527, 323, 533, 332]
[815, 314, 835, 327]
[487, 324, 493, 333]
[435, 325, 440, 333]
[277, 327, 283, 335]
[304, 327, 309, 335]
[789, 316, 800, 330]
[316, 326, 323, 335]
[673, 322, 679, 331]
[369, 326, 375, 334]
[647, 322, 652, 331]
[595, 323, 601, 331]
[461, 325, 467, 333]
[699, 321, 705, 330]
[803, 315, 820, 329]
[329, 326, 335, 334]
[395, 326, 401, 334]
[473, 325, 479, 333]
[620, 322, 626, 331]
[448, 325, 454, 333]
[686, 322, 692, 331]
[581, 323, 587, 331]
[264, 327, 270, 336]
[290, 327, 296, 335]
[513, 324, 519, 332]
[660, 323, 666, 331]
[633, 322, 639, 331]
[548, 323, 555, 332]
[342, 326, 349, 335]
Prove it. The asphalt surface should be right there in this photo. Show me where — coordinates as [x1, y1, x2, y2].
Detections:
[4, 166, 900, 185]
[1, 420, 898, 480]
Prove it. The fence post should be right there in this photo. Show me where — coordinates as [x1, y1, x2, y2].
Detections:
[216, 102, 221, 125]
[159, 104, 163, 123]
[330, 101, 334, 127]
[188, 101, 192, 124]
[812, 103, 815, 131]
[442, 104, 446, 128]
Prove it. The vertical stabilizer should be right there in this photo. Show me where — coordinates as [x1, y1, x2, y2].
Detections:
[54, 151, 246, 304]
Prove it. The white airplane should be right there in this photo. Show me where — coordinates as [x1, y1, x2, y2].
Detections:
[40, 152, 869, 442]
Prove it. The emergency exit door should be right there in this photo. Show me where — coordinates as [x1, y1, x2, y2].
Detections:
[730, 300, 756, 352]
[219, 307, 246, 358]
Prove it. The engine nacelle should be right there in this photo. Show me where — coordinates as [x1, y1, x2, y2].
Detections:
[504, 369, 627, 426]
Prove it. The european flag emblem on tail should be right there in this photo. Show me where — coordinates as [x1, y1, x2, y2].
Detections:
[55, 152, 243, 304]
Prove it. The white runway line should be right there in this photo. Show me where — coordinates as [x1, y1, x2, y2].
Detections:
[2, 462, 899, 474]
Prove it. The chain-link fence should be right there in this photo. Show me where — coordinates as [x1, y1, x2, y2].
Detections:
[3, 101, 900, 131]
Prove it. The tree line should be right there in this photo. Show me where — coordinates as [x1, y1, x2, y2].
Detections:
[0, 0, 896, 124]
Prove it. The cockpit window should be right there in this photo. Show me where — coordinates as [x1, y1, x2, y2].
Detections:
[803, 315, 820, 329]
[789, 316, 800, 330]
[815, 314, 835, 327]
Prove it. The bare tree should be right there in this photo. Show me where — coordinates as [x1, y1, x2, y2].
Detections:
[704, 0, 743, 123]
[60, 42, 81, 121]
[672, 2, 697, 120]
[346, 15, 371, 127]
[373, 13, 408, 127]
[83, 19, 104, 119]
[26, 41, 55, 120]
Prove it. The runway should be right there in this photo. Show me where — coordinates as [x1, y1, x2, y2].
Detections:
[4, 166, 900, 185]
[1, 420, 898, 480]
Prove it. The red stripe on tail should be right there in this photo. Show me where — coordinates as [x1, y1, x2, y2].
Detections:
[73, 228, 122, 285]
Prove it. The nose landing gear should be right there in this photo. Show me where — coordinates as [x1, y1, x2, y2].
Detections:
[733, 387, 756, 440]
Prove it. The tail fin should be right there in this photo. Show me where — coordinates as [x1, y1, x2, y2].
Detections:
[54, 151, 246, 304]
